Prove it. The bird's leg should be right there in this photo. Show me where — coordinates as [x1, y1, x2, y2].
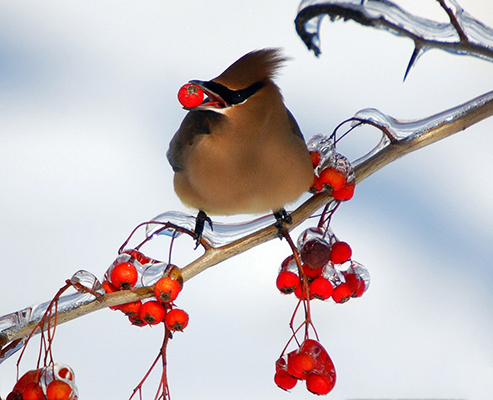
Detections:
[194, 210, 213, 248]
[273, 208, 292, 239]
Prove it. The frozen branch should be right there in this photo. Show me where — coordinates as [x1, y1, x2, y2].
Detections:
[295, 0, 493, 78]
[2, 89, 492, 361]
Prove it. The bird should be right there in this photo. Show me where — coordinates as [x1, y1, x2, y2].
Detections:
[167, 48, 314, 244]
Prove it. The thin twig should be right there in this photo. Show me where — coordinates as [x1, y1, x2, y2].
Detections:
[436, 0, 468, 42]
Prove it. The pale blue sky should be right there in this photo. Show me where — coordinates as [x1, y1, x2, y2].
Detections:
[1, 1, 492, 399]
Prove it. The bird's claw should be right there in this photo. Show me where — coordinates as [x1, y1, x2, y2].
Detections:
[274, 209, 292, 239]
[194, 210, 213, 248]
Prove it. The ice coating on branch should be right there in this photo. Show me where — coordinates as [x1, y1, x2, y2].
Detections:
[322, 150, 355, 183]
[141, 262, 169, 287]
[145, 211, 196, 238]
[447, 0, 493, 46]
[70, 270, 104, 296]
[105, 251, 169, 288]
[355, 90, 493, 140]
[351, 90, 493, 167]
[146, 211, 278, 247]
[295, 0, 493, 67]
[307, 133, 333, 151]
[0, 292, 95, 364]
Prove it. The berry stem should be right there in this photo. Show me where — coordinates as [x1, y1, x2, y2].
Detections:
[16, 283, 71, 378]
[158, 325, 172, 400]
[317, 201, 340, 232]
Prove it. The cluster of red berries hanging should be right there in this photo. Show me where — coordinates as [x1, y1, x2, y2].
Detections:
[277, 228, 369, 304]
[7, 364, 78, 400]
[103, 249, 189, 332]
[273, 134, 369, 396]
[275, 339, 336, 395]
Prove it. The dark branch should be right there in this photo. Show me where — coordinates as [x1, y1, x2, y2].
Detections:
[295, 0, 493, 77]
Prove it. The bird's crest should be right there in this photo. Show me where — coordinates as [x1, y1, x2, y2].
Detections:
[213, 48, 288, 90]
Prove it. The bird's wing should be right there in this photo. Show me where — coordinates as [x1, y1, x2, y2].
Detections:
[167, 110, 224, 172]
[287, 108, 305, 140]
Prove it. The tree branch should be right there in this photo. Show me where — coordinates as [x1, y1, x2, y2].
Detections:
[295, 0, 493, 76]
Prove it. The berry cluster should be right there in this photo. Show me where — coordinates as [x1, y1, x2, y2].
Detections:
[274, 134, 369, 396]
[7, 364, 77, 400]
[309, 134, 355, 201]
[277, 228, 369, 304]
[102, 249, 189, 332]
[275, 339, 336, 395]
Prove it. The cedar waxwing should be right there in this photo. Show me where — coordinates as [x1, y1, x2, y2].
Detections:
[167, 48, 314, 241]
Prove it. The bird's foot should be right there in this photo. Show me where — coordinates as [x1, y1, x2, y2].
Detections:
[194, 210, 213, 248]
[273, 209, 292, 239]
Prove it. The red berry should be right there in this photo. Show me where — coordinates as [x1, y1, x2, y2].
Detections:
[330, 241, 352, 264]
[178, 83, 204, 108]
[165, 308, 189, 331]
[102, 280, 121, 310]
[290, 352, 315, 375]
[299, 339, 328, 369]
[276, 271, 299, 294]
[332, 283, 352, 303]
[306, 373, 335, 395]
[139, 300, 166, 325]
[317, 167, 346, 191]
[301, 264, 323, 280]
[46, 380, 72, 400]
[332, 181, 355, 201]
[102, 280, 119, 294]
[6, 392, 23, 400]
[21, 382, 44, 400]
[344, 272, 365, 297]
[13, 369, 42, 394]
[313, 175, 324, 192]
[129, 315, 148, 327]
[294, 284, 313, 301]
[154, 276, 181, 303]
[110, 262, 138, 290]
[310, 277, 333, 300]
[275, 356, 288, 372]
[119, 300, 142, 317]
[309, 151, 321, 168]
[287, 351, 307, 380]
[274, 369, 298, 391]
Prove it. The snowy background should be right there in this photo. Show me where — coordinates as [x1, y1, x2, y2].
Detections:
[1, 1, 492, 399]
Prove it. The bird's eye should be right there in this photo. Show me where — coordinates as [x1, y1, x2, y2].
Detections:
[231, 92, 245, 104]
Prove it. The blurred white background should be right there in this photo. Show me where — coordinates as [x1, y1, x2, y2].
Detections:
[1, 1, 492, 399]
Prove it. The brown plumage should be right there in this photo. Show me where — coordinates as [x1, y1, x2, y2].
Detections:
[168, 48, 313, 222]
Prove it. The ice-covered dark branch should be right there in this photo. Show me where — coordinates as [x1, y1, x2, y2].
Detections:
[295, 0, 493, 77]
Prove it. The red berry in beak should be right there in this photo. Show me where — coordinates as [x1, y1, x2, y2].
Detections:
[178, 83, 204, 108]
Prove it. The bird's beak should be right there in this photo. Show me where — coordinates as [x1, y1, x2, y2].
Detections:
[187, 80, 228, 110]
